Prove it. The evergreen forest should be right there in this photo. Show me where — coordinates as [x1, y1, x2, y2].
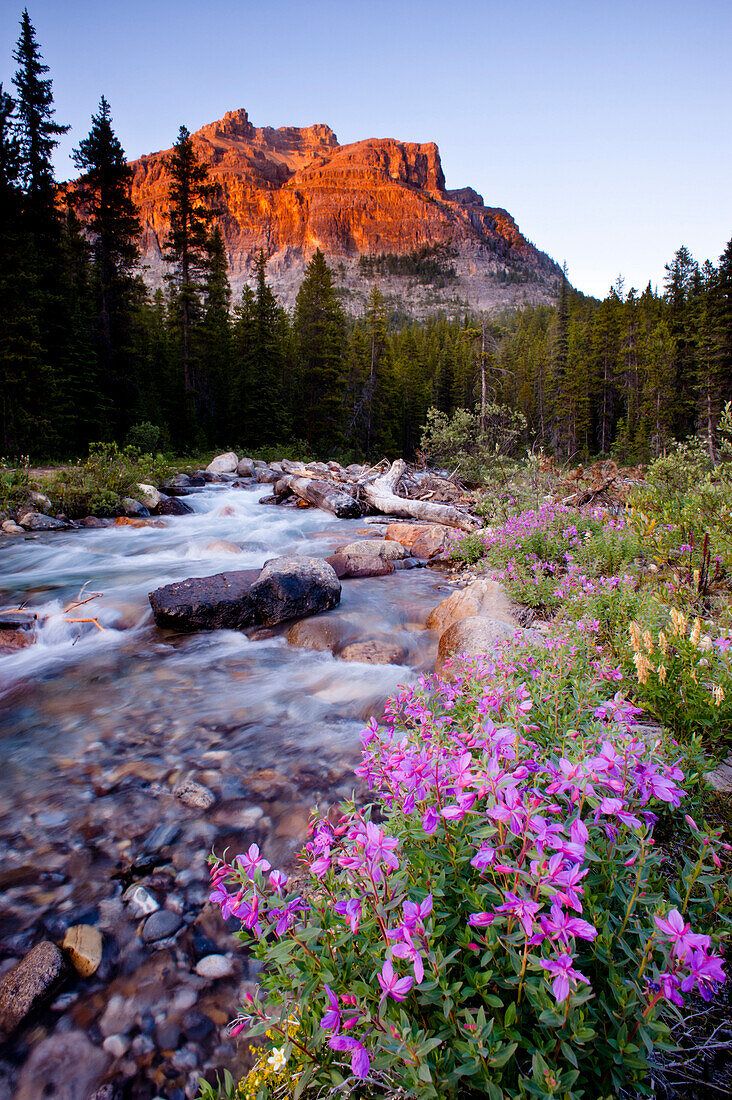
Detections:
[1, 10, 731, 465]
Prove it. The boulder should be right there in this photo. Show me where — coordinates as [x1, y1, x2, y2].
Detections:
[18, 511, 69, 532]
[28, 490, 52, 512]
[0, 610, 37, 630]
[385, 522, 450, 558]
[435, 615, 519, 679]
[15, 1030, 110, 1100]
[156, 495, 194, 516]
[0, 941, 67, 1041]
[62, 924, 102, 978]
[426, 578, 516, 634]
[326, 553, 396, 578]
[149, 569, 261, 631]
[120, 497, 149, 517]
[136, 482, 162, 510]
[256, 467, 280, 484]
[78, 515, 106, 528]
[335, 538, 408, 560]
[2, 518, 24, 534]
[250, 556, 341, 626]
[0, 628, 36, 654]
[205, 539, 242, 553]
[237, 457, 256, 477]
[339, 638, 408, 664]
[286, 616, 355, 653]
[206, 451, 239, 475]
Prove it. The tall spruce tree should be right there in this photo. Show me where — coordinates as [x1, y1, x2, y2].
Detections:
[3, 9, 68, 454]
[198, 225, 232, 441]
[163, 124, 216, 431]
[293, 249, 346, 454]
[71, 96, 140, 437]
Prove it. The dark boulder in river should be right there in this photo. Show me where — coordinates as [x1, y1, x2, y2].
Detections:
[149, 569, 261, 631]
[156, 495, 194, 516]
[250, 556, 341, 625]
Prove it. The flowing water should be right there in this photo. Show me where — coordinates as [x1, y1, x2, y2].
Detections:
[0, 484, 453, 1098]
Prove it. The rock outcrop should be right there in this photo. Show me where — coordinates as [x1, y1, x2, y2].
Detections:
[122, 108, 562, 313]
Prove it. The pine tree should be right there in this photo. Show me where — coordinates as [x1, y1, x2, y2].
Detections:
[293, 250, 346, 454]
[364, 285, 388, 455]
[71, 96, 140, 436]
[163, 125, 216, 429]
[232, 251, 288, 446]
[12, 8, 68, 227]
[198, 225, 232, 440]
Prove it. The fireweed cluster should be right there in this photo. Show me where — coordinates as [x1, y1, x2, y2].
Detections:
[205, 638, 728, 1099]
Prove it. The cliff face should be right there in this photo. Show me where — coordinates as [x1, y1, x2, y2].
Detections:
[129, 108, 561, 313]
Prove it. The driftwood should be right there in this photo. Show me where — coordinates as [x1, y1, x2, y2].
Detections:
[361, 460, 480, 532]
[277, 475, 363, 519]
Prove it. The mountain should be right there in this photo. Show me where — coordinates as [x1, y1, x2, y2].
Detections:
[128, 108, 563, 314]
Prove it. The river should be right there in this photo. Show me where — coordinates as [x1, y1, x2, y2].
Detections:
[0, 483, 452, 1098]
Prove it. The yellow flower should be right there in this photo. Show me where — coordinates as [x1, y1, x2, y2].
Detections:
[690, 618, 702, 646]
[670, 609, 687, 637]
[643, 630, 654, 653]
[633, 652, 651, 685]
[712, 685, 725, 706]
[658, 664, 667, 683]
[629, 622, 643, 652]
[658, 631, 668, 654]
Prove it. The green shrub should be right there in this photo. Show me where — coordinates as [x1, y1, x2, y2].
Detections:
[126, 421, 161, 455]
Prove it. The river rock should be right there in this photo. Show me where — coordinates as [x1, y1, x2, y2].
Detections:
[0, 628, 35, 653]
[123, 884, 160, 917]
[195, 953, 234, 979]
[339, 638, 407, 664]
[236, 457, 255, 477]
[335, 538, 408, 560]
[0, 609, 37, 630]
[28, 490, 52, 511]
[18, 511, 69, 531]
[149, 569, 261, 631]
[206, 451, 238, 475]
[2, 518, 25, 533]
[326, 553, 396, 578]
[427, 578, 516, 634]
[285, 616, 354, 653]
[436, 615, 519, 678]
[156, 495, 194, 516]
[250, 556, 341, 625]
[174, 778, 216, 810]
[137, 482, 162, 510]
[120, 497, 149, 517]
[256, 467, 280, 484]
[0, 941, 67, 1040]
[385, 522, 449, 558]
[205, 539, 242, 554]
[62, 924, 102, 977]
[78, 515, 106, 528]
[15, 1030, 110, 1100]
[141, 909, 184, 944]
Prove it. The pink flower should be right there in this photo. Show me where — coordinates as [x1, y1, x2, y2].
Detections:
[328, 1035, 371, 1078]
[467, 911, 495, 928]
[377, 959, 413, 1002]
[236, 843, 271, 878]
[496, 891, 541, 936]
[541, 953, 591, 1003]
[539, 904, 597, 944]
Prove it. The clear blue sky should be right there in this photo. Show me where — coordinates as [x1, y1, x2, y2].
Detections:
[1, 0, 730, 298]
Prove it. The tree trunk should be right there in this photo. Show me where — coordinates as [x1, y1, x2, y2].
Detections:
[278, 475, 362, 518]
[362, 460, 480, 532]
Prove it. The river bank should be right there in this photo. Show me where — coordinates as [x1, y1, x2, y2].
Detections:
[0, 481, 486, 1099]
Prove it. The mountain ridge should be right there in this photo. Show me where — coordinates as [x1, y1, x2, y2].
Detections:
[128, 107, 563, 314]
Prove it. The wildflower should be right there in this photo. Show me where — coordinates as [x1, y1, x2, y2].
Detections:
[320, 985, 342, 1033]
[712, 684, 725, 706]
[642, 630, 654, 653]
[267, 1046, 287, 1071]
[328, 1035, 371, 1078]
[236, 844, 271, 878]
[334, 897, 362, 934]
[496, 891, 541, 936]
[538, 904, 597, 945]
[377, 959, 413, 1002]
[658, 631, 668, 654]
[269, 870, 288, 896]
[658, 664, 667, 683]
[541, 953, 591, 1003]
[679, 948, 726, 1001]
[689, 618, 702, 646]
[467, 911, 496, 928]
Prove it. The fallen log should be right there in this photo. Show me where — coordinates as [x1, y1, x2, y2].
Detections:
[362, 460, 480, 532]
[277, 475, 363, 519]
